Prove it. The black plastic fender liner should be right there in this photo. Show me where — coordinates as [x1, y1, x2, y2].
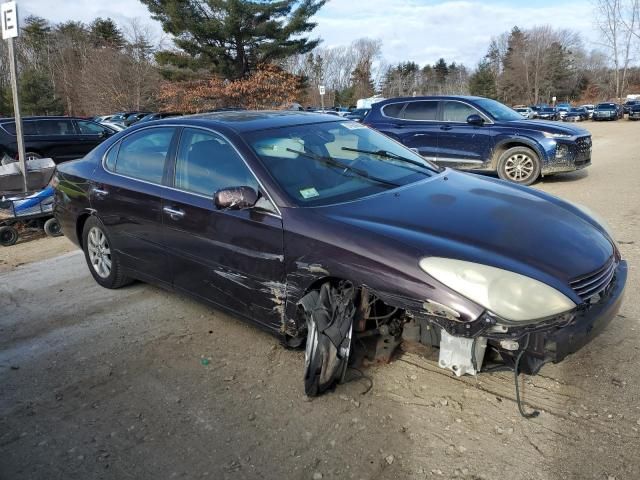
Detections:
[300, 282, 356, 396]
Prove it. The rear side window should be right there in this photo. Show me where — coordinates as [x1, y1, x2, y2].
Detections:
[402, 101, 438, 120]
[382, 103, 406, 119]
[113, 127, 174, 184]
[35, 119, 75, 135]
[442, 101, 480, 122]
[1, 120, 38, 135]
[174, 128, 257, 196]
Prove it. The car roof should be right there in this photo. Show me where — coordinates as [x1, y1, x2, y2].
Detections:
[148, 110, 344, 133]
[0, 116, 89, 123]
[376, 95, 485, 105]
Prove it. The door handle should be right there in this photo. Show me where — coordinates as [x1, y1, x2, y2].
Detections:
[440, 125, 453, 131]
[163, 206, 185, 220]
[92, 188, 109, 196]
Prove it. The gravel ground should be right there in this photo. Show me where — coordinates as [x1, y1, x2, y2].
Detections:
[1, 120, 639, 480]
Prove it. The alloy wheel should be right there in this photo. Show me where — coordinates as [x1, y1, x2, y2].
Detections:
[504, 153, 535, 182]
[87, 226, 112, 278]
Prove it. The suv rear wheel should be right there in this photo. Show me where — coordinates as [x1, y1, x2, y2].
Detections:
[497, 146, 541, 186]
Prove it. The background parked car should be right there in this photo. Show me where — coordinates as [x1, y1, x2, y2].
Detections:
[537, 107, 560, 120]
[556, 102, 571, 119]
[0, 116, 117, 164]
[344, 108, 370, 122]
[581, 104, 595, 118]
[593, 103, 620, 121]
[123, 112, 152, 127]
[563, 107, 589, 122]
[99, 121, 126, 132]
[363, 95, 592, 185]
[136, 112, 183, 123]
[628, 104, 640, 120]
[514, 106, 535, 119]
[623, 99, 640, 115]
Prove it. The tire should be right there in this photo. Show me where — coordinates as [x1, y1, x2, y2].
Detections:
[82, 216, 131, 289]
[0, 226, 18, 246]
[497, 146, 541, 186]
[301, 283, 355, 397]
[43, 218, 62, 237]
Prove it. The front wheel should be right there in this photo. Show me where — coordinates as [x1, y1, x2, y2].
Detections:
[82, 216, 131, 289]
[0, 226, 18, 246]
[497, 146, 541, 186]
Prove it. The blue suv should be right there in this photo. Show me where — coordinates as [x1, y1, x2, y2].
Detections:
[363, 96, 592, 185]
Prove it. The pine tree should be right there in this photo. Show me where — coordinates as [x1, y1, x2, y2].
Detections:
[140, 0, 326, 79]
[90, 18, 125, 49]
[469, 60, 497, 99]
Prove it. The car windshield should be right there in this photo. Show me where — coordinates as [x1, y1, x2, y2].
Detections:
[473, 98, 523, 121]
[247, 121, 440, 207]
[596, 103, 615, 109]
[541, 108, 555, 112]
[570, 108, 583, 112]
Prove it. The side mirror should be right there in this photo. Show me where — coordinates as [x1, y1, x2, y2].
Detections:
[467, 114, 485, 126]
[214, 186, 259, 210]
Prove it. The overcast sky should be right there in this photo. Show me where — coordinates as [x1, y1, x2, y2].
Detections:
[18, 0, 599, 67]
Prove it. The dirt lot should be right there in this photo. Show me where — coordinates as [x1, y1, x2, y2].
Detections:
[1, 120, 639, 480]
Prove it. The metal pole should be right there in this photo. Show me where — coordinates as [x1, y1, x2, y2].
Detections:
[320, 93, 325, 112]
[7, 36, 27, 192]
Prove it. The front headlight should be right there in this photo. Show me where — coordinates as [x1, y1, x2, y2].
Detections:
[419, 258, 575, 323]
[543, 131, 573, 139]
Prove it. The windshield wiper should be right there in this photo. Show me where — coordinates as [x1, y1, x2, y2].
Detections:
[285, 148, 400, 188]
[341, 147, 433, 175]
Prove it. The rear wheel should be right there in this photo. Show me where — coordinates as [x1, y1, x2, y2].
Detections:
[0, 226, 18, 246]
[497, 146, 541, 186]
[82, 216, 131, 289]
[43, 218, 62, 237]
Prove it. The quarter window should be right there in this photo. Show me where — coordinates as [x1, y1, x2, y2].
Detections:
[442, 101, 480, 122]
[175, 128, 257, 196]
[113, 127, 174, 184]
[382, 103, 406, 119]
[402, 101, 438, 121]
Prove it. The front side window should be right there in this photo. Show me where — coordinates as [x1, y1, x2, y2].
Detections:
[113, 127, 174, 183]
[442, 101, 481, 122]
[402, 101, 438, 121]
[77, 120, 106, 135]
[174, 128, 258, 196]
[248, 121, 439, 207]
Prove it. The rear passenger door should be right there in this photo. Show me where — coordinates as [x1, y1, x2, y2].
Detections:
[92, 126, 177, 284]
[436, 100, 497, 169]
[161, 127, 286, 329]
[34, 119, 82, 162]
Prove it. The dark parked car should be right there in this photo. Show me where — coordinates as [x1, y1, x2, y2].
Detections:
[363, 96, 591, 185]
[563, 107, 589, 122]
[593, 103, 620, 121]
[0, 116, 117, 164]
[136, 112, 183, 123]
[628, 104, 640, 120]
[344, 108, 370, 122]
[623, 99, 640, 114]
[53, 111, 626, 407]
[536, 107, 560, 120]
[123, 112, 152, 127]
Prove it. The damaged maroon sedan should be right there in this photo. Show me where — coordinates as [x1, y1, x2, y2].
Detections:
[53, 112, 627, 413]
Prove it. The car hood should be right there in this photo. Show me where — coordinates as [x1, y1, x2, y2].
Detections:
[317, 170, 613, 297]
[504, 119, 589, 136]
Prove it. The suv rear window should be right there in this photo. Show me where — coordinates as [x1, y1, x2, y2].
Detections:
[1, 120, 38, 135]
[35, 119, 75, 135]
[402, 101, 438, 121]
[382, 103, 406, 119]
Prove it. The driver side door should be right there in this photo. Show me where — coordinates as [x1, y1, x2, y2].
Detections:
[161, 127, 286, 329]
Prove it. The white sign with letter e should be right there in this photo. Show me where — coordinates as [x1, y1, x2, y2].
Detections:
[1, 1, 18, 39]
[318, 85, 325, 95]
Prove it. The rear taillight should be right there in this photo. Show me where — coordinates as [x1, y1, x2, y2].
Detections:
[49, 172, 59, 189]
